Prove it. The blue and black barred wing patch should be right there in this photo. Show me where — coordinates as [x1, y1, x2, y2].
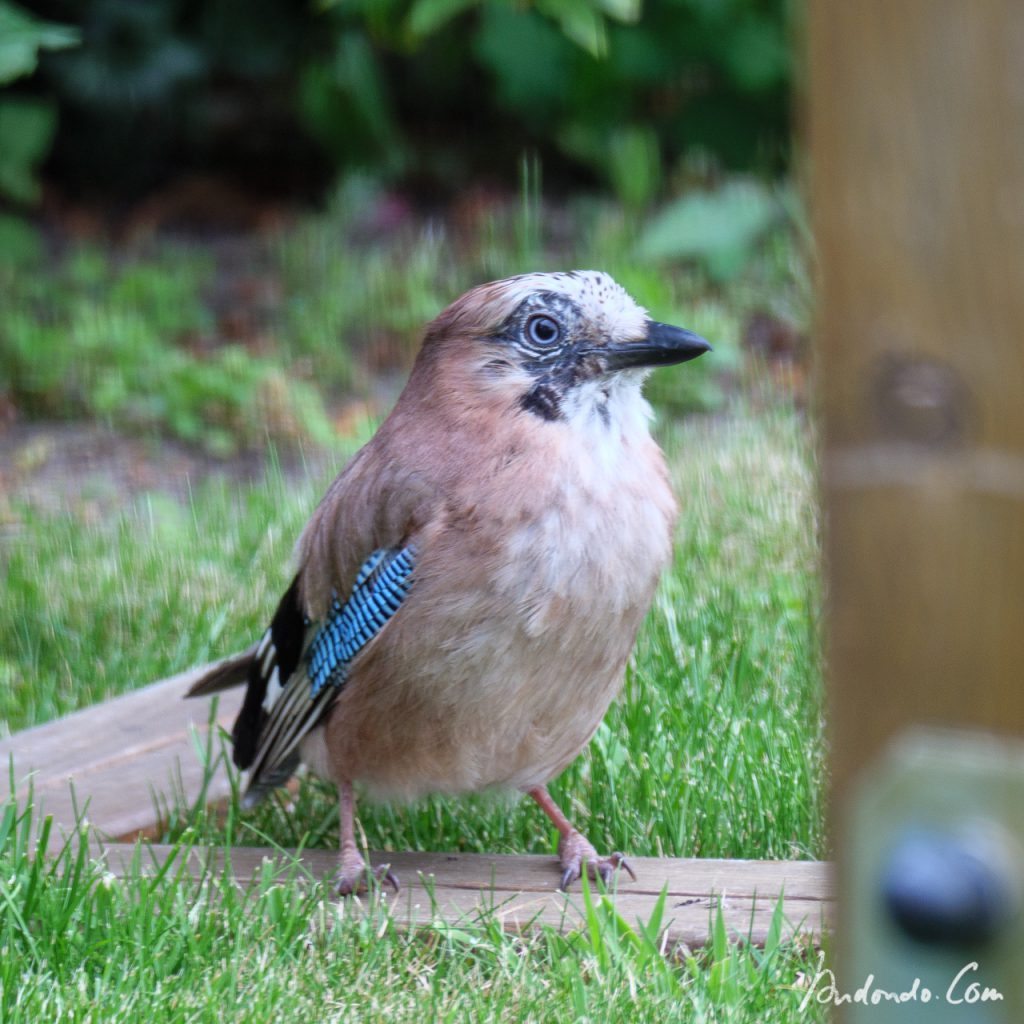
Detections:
[241, 545, 416, 804]
[307, 544, 416, 696]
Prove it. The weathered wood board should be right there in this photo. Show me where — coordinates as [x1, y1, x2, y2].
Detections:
[96, 842, 832, 949]
[2, 661, 832, 945]
[0, 662, 244, 841]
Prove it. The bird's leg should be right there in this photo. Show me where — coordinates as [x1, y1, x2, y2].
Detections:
[528, 785, 636, 891]
[334, 780, 399, 896]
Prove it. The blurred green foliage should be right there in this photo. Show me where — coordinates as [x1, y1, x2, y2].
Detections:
[639, 178, 785, 279]
[276, 180, 453, 385]
[0, 1, 76, 86]
[0, 175, 808, 453]
[0, 246, 336, 455]
[16, 0, 791, 205]
[0, 1, 77, 260]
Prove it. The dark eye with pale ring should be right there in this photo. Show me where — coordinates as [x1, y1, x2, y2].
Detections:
[525, 314, 562, 347]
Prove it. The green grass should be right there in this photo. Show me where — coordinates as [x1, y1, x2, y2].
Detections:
[1, 402, 824, 1021]
[0, 245, 337, 458]
[1, 793, 825, 1023]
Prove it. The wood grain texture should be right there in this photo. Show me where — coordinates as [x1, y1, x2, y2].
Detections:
[0, 661, 244, 840]
[808, 0, 1024, 810]
[95, 842, 832, 948]
[809, 3, 1024, 1015]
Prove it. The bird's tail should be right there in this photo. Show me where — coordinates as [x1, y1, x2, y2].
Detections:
[185, 645, 258, 697]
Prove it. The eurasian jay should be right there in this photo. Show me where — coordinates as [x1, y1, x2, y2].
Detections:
[188, 270, 711, 893]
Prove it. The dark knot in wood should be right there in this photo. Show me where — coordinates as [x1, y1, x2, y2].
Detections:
[873, 354, 971, 447]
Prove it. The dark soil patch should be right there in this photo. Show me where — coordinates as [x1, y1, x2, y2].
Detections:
[0, 421, 313, 521]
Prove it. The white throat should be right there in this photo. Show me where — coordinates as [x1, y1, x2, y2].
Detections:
[561, 371, 653, 435]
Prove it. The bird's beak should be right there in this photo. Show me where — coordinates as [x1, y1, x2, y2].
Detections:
[597, 321, 712, 371]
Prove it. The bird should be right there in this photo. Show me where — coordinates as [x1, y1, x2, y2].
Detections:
[187, 270, 711, 894]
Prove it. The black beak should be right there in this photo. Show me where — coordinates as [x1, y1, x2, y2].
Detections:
[598, 321, 712, 372]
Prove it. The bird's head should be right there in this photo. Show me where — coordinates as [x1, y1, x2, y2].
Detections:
[422, 270, 711, 424]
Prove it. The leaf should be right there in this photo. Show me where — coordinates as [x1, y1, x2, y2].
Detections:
[0, 99, 57, 204]
[720, 13, 788, 91]
[593, 0, 642, 24]
[711, 895, 729, 964]
[473, 7, 572, 111]
[579, 872, 610, 975]
[405, 0, 476, 39]
[762, 889, 786, 960]
[536, 0, 607, 57]
[0, 1, 79, 85]
[606, 124, 660, 210]
[0, 213, 42, 265]
[638, 180, 780, 280]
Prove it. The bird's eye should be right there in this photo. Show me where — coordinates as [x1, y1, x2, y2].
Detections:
[525, 314, 562, 348]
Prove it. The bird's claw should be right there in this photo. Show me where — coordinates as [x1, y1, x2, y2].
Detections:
[334, 851, 400, 897]
[604, 851, 637, 884]
[557, 831, 636, 891]
[374, 864, 401, 894]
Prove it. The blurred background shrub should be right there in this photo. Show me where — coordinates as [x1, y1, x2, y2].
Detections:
[0, 0, 77, 257]
[0, 0, 805, 458]
[8, 0, 791, 208]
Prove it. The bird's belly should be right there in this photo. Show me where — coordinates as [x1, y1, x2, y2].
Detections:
[321, 617, 636, 801]
[304, 658, 614, 801]
[318, 491, 672, 801]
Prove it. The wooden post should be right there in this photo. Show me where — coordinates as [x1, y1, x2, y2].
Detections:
[810, 0, 1024, 816]
[809, 0, 1024, 1015]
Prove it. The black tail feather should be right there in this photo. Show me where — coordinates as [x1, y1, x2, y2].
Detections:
[232, 575, 306, 773]
[185, 646, 258, 697]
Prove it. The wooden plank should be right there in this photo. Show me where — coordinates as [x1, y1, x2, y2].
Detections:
[0, 661, 244, 840]
[96, 843, 832, 948]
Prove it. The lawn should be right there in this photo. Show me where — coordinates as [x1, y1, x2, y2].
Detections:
[1, 204, 826, 1022]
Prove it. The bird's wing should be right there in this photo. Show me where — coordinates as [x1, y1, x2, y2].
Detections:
[234, 544, 416, 806]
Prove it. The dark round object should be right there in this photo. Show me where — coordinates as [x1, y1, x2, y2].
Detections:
[881, 827, 1014, 948]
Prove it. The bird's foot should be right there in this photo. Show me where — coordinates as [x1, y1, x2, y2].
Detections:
[334, 847, 400, 897]
[557, 829, 636, 891]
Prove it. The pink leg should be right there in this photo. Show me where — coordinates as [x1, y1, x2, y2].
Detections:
[334, 780, 399, 896]
[528, 786, 636, 891]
